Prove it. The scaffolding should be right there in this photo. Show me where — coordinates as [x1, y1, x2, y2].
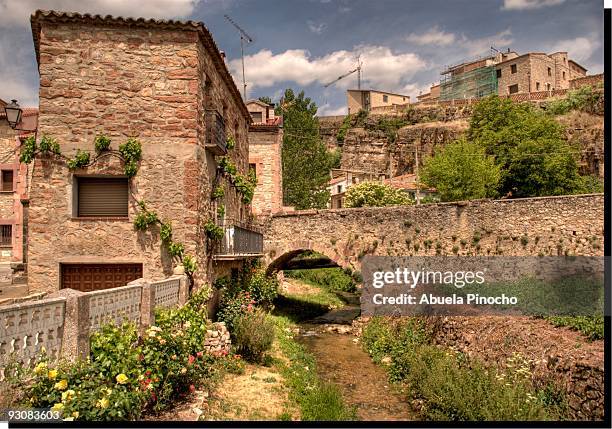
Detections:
[439, 65, 498, 101]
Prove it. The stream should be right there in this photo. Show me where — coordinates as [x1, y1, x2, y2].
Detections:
[295, 292, 412, 421]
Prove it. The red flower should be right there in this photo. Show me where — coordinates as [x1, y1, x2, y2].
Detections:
[145, 370, 152, 376]
[196, 351, 204, 358]
[189, 384, 196, 393]
[188, 355, 195, 365]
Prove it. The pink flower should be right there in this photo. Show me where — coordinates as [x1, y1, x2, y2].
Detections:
[188, 355, 195, 365]
[196, 351, 203, 358]
[189, 384, 196, 393]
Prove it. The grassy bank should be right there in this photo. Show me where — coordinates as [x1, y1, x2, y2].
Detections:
[361, 317, 568, 421]
[284, 267, 357, 293]
[270, 277, 356, 421]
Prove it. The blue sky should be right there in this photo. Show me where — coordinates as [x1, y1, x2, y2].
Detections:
[0, 0, 604, 115]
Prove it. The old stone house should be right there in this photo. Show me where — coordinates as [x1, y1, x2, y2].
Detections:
[0, 101, 35, 296]
[347, 89, 410, 114]
[27, 10, 262, 294]
[246, 100, 283, 215]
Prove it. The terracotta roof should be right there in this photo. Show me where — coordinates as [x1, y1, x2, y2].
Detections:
[384, 174, 434, 192]
[30, 10, 251, 122]
[0, 107, 38, 119]
[328, 176, 347, 186]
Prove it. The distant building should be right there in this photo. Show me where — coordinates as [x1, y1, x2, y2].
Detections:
[383, 173, 436, 202]
[347, 89, 410, 114]
[246, 100, 283, 215]
[416, 84, 440, 103]
[327, 169, 388, 209]
[436, 50, 588, 101]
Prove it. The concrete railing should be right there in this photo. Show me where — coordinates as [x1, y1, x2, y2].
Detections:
[0, 274, 189, 378]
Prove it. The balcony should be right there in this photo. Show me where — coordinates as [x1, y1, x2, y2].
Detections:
[205, 109, 227, 155]
[213, 220, 264, 260]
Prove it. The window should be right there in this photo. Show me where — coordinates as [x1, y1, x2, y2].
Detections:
[0, 225, 11, 247]
[536, 82, 540, 90]
[383, 94, 388, 102]
[75, 177, 128, 217]
[562, 71, 566, 80]
[508, 84, 519, 94]
[250, 111, 263, 123]
[547, 83, 551, 91]
[496, 69, 502, 78]
[510, 64, 517, 74]
[1, 170, 13, 192]
[337, 184, 342, 193]
[547, 67, 552, 77]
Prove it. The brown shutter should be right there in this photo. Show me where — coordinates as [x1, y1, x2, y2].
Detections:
[78, 177, 128, 217]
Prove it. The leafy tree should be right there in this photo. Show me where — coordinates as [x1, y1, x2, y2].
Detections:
[344, 181, 413, 208]
[277, 89, 338, 209]
[421, 138, 501, 202]
[258, 96, 273, 105]
[469, 96, 587, 198]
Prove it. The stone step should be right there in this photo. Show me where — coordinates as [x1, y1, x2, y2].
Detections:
[0, 284, 29, 299]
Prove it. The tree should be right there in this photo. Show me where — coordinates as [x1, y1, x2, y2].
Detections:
[344, 181, 413, 208]
[258, 96, 273, 105]
[469, 96, 587, 198]
[421, 138, 501, 202]
[277, 89, 338, 209]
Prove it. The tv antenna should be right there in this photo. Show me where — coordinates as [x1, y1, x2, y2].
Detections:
[324, 55, 362, 89]
[224, 14, 254, 100]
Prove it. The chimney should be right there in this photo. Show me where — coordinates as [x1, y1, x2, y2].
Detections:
[220, 50, 226, 59]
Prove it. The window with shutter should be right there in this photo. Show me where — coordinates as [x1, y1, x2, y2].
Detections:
[1, 170, 13, 192]
[76, 177, 129, 217]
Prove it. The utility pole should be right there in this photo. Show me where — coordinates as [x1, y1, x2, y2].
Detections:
[224, 14, 254, 100]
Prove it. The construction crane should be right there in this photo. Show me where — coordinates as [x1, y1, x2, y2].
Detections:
[224, 14, 254, 100]
[324, 55, 362, 89]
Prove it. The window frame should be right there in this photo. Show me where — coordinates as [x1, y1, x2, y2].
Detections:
[508, 84, 519, 95]
[0, 169, 14, 192]
[0, 224, 12, 247]
[510, 64, 517, 74]
[73, 175, 130, 219]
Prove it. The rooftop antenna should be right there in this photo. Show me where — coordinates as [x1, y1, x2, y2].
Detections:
[324, 55, 362, 89]
[224, 14, 254, 100]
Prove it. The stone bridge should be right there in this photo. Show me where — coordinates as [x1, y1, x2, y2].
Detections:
[261, 194, 604, 274]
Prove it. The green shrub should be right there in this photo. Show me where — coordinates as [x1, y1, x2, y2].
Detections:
[94, 135, 111, 153]
[217, 290, 255, 330]
[546, 315, 604, 341]
[344, 181, 413, 208]
[232, 310, 275, 363]
[546, 85, 603, 115]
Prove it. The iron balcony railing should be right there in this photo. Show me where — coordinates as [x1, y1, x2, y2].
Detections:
[205, 109, 227, 155]
[213, 219, 264, 259]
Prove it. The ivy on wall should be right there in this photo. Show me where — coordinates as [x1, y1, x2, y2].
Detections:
[20, 134, 142, 177]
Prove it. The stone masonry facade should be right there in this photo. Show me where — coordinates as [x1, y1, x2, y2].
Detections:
[263, 194, 604, 273]
[248, 124, 283, 215]
[28, 11, 253, 293]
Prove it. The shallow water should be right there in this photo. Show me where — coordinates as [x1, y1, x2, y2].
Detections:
[297, 321, 412, 421]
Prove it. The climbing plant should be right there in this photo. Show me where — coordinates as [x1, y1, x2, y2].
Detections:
[133, 200, 198, 281]
[20, 134, 142, 178]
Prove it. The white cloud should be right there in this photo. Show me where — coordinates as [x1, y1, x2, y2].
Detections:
[550, 36, 600, 64]
[0, 0, 200, 27]
[406, 26, 455, 46]
[307, 20, 326, 35]
[234, 45, 426, 94]
[502, 0, 565, 10]
[317, 103, 346, 116]
[459, 29, 514, 56]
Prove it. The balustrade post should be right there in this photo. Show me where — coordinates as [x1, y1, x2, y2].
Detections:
[55, 289, 90, 361]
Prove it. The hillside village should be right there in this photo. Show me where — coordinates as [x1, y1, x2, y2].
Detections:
[0, 7, 606, 424]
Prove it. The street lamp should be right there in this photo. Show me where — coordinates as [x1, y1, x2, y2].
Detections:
[4, 99, 22, 129]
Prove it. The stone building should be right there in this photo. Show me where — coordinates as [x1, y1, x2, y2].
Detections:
[0, 102, 35, 296]
[438, 50, 587, 100]
[246, 100, 283, 216]
[496, 51, 587, 95]
[27, 10, 262, 294]
[347, 89, 410, 114]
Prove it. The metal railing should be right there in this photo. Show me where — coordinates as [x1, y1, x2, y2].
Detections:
[214, 219, 263, 258]
[205, 109, 226, 155]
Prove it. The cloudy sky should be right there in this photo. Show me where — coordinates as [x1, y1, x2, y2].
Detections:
[0, 0, 604, 116]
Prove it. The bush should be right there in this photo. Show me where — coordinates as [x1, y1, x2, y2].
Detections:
[546, 85, 603, 115]
[232, 310, 275, 363]
[344, 181, 413, 208]
[361, 317, 562, 421]
[216, 290, 255, 331]
[23, 287, 231, 421]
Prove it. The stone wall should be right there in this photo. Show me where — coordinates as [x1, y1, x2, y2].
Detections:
[248, 125, 283, 215]
[28, 14, 251, 293]
[263, 194, 604, 272]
